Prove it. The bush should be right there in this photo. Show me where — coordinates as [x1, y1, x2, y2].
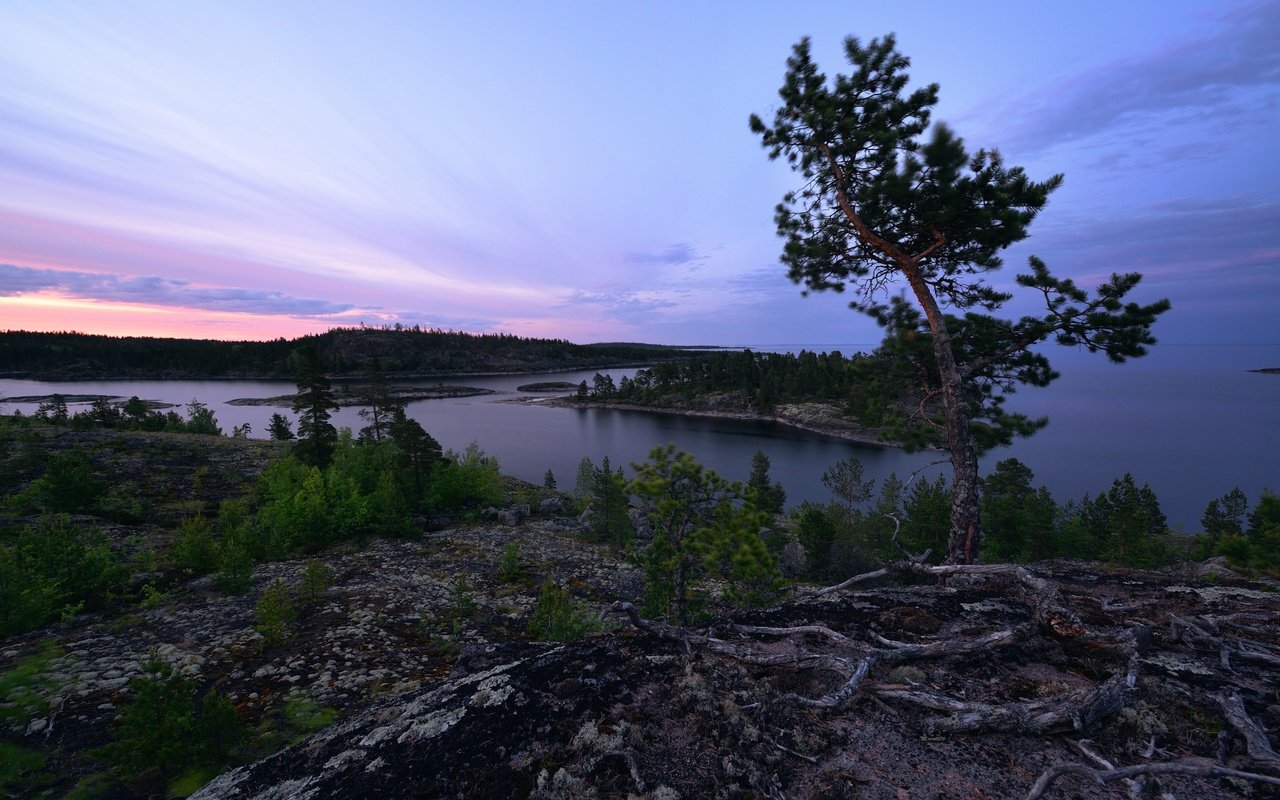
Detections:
[527, 579, 601, 642]
[254, 579, 296, 648]
[297, 559, 332, 605]
[10, 452, 106, 514]
[498, 542, 521, 583]
[171, 515, 218, 577]
[0, 516, 125, 636]
[429, 443, 504, 511]
[213, 534, 254, 596]
[99, 655, 243, 788]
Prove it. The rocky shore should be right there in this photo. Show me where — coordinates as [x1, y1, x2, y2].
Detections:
[227, 385, 496, 407]
[520, 396, 895, 447]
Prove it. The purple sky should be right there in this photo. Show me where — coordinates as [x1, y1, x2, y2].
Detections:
[1, 1, 1276, 345]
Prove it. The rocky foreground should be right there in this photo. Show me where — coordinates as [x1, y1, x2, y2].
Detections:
[8, 517, 1278, 798]
[184, 556, 1280, 800]
[2, 428, 1278, 799]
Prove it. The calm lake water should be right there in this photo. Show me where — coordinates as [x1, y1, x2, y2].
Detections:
[2, 343, 1276, 531]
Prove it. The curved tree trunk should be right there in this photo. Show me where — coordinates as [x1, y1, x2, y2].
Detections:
[901, 264, 982, 564]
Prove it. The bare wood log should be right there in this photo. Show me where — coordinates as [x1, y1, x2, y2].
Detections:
[1065, 740, 1143, 795]
[1170, 613, 1280, 674]
[784, 654, 877, 709]
[801, 567, 891, 597]
[726, 623, 860, 649]
[1216, 692, 1280, 774]
[903, 562, 1089, 637]
[609, 602, 859, 673]
[1024, 758, 1280, 800]
[1229, 639, 1280, 668]
[606, 601, 689, 642]
[872, 658, 1137, 735]
[876, 628, 1020, 664]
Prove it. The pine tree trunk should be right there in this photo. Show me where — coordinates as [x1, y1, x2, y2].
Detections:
[944, 391, 982, 564]
[902, 265, 983, 565]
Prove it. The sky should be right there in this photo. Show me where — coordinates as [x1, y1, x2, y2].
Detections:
[1, 1, 1277, 346]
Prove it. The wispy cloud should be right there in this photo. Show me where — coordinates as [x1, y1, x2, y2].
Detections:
[557, 288, 680, 325]
[0, 263, 357, 317]
[992, 1, 1280, 154]
[1034, 194, 1280, 281]
[624, 243, 706, 267]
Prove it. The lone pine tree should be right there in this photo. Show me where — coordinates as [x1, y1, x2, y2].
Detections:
[751, 35, 1169, 563]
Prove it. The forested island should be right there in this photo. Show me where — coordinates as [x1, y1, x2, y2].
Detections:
[553, 348, 901, 445]
[0, 328, 701, 380]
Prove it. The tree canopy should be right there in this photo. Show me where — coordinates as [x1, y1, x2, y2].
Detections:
[751, 35, 1170, 563]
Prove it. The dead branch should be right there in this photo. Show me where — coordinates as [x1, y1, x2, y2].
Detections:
[872, 657, 1137, 735]
[1215, 692, 1280, 774]
[784, 654, 877, 709]
[800, 566, 891, 597]
[764, 734, 821, 764]
[1171, 613, 1280, 674]
[874, 627, 1021, 663]
[1024, 758, 1280, 800]
[726, 623, 859, 649]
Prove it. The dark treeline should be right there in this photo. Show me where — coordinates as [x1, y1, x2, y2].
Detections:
[0, 328, 698, 380]
[580, 348, 893, 414]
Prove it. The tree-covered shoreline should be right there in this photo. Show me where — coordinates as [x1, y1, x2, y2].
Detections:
[0, 328, 703, 381]
[559, 347, 925, 446]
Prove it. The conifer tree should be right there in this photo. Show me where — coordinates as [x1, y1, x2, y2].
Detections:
[267, 413, 295, 441]
[751, 35, 1169, 563]
[745, 450, 786, 515]
[291, 348, 340, 467]
[357, 364, 402, 444]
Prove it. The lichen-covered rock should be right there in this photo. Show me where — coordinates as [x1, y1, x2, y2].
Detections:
[192, 639, 678, 800]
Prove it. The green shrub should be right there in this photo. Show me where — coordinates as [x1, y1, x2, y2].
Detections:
[99, 655, 243, 789]
[0, 643, 64, 730]
[213, 536, 254, 596]
[254, 579, 296, 648]
[171, 515, 219, 577]
[0, 516, 125, 636]
[0, 742, 48, 797]
[297, 559, 332, 605]
[450, 575, 477, 621]
[9, 452, 106, 514]
[429, 443, 504, 511]
[527, 578, 601, 642]
[498, 541, 521, 583]
[283, 689, 337, 735]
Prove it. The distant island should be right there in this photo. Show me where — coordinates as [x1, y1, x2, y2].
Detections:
[515, 381, 579, 392]
[227, 384, 495, 407]
[0, 328, 703, 380]
[1248, 367, 1280, 374]
[517, 348, 909, 447]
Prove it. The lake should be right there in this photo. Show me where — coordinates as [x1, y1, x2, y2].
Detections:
[2, 343, 1276, 531]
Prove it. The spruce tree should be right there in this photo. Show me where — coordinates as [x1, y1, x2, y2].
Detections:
[291, 348, 340, 468]
[357, 364, 402, 444]
[745, 450, 786, 515]
[751, 35, 1169, 563]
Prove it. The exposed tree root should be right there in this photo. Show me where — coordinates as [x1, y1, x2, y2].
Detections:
[871, 653, 1137, 735]
[1024, 759, 1280, 800]
[610, 561, 1279, 799]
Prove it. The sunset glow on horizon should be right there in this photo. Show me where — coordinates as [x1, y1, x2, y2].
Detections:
[2, 1, 1276, 346]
